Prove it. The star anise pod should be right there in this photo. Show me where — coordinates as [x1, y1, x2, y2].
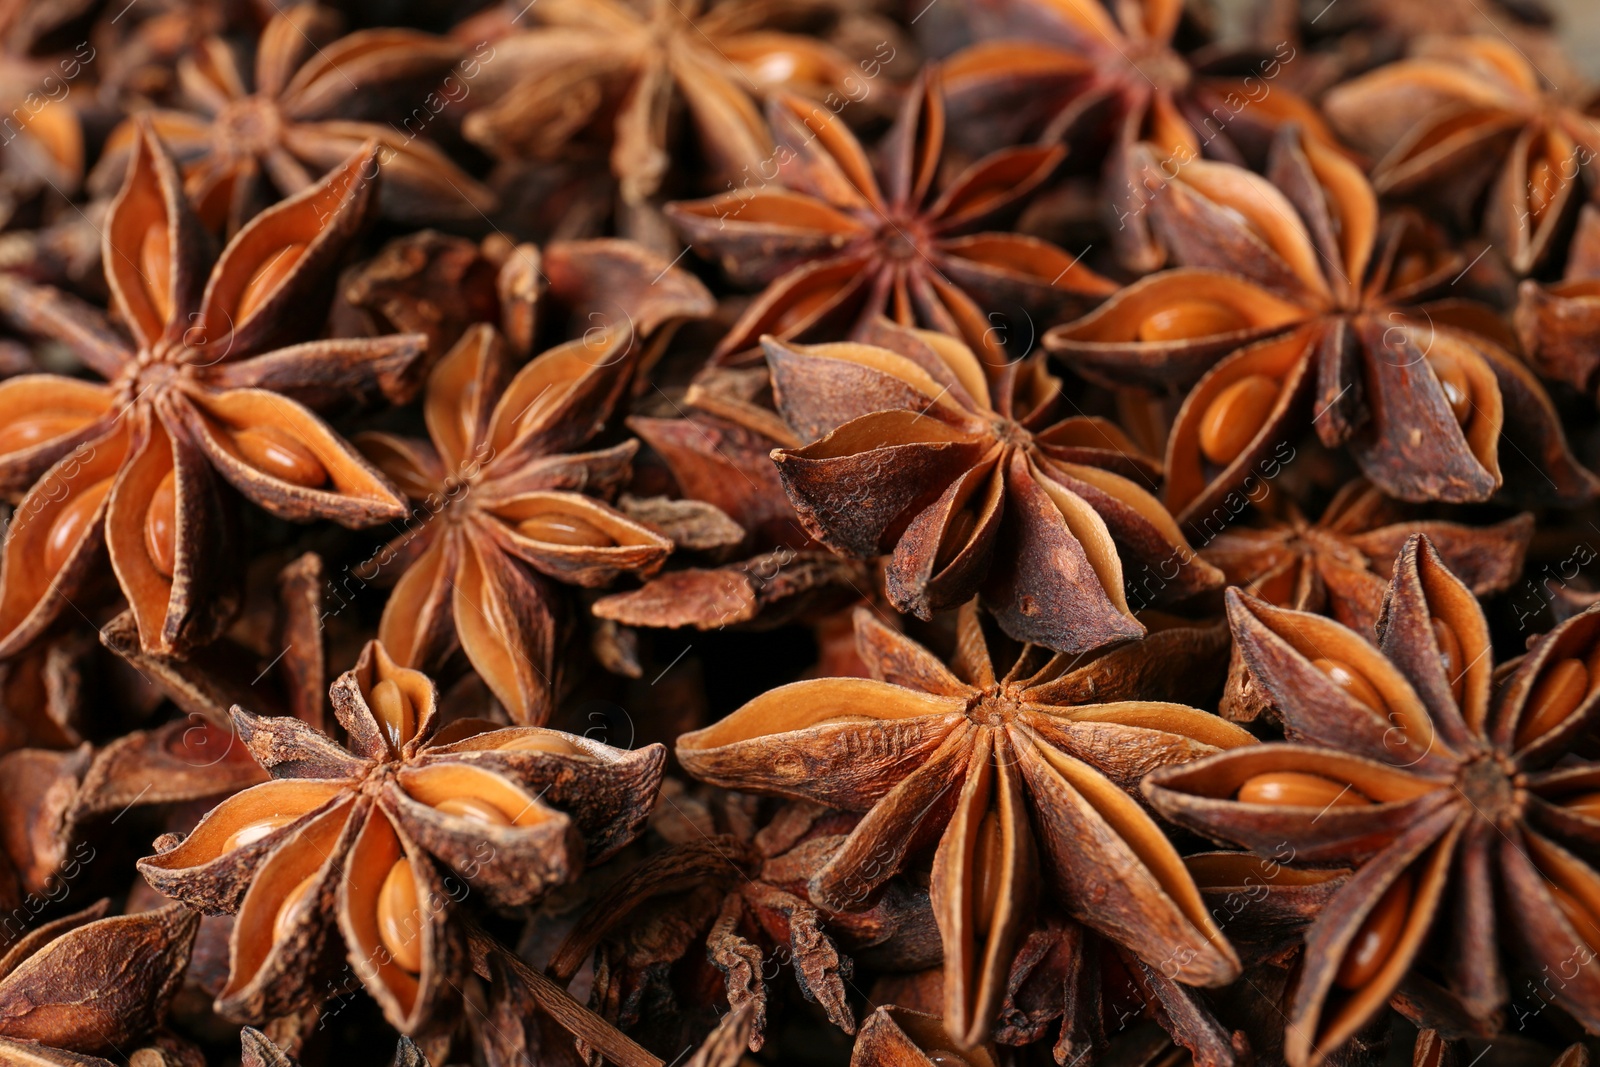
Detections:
[457, 0, 861, 207]
[1047, 125, 1597, 522]
[1516, 203, 1600, 403]
[90, 4, 495, 233]
[668, 70, 1115, 365]
[765, 319, 1217, 653]
[678, 602, 1249, 1049]
[942, 0, 1341, 272]
[1200, 478, 1532, 635]
[0, 46, 90, 221]
[1323, 36, 1600, 275]
[1146, 533, 1600, 1065]
[138, 640, 666, 1032]
[550, 800, 937, 1051]
[0, 899, 198, 1063]
[0, 124, 424, 659]
[356, 323, 678, 724]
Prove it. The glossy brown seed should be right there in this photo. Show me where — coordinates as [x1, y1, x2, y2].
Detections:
[1237, 772, 1371, 809]
[1312, 658, 1388, 717]
[1198, 375, 1278, 467]
[377, 859, 423, 973]
[1335, 870, 1413, 990]
[1137, 300, 1248, 343]
[234, 426, 328, 488]
[1426, 351, 1474, 427]
[43, 479, 112, 574]
[1431, 617, 1464, 707]
[434, 795, 512, 827]
[223, 812, 299, 853]
[1549, 881, 1600, 952]
[145, 470, 178, 578]
[1562, 791, 1600, 819]
[0, 413, 89, 455]
[274, 873, 319, 943]
[141, 222, 172, 323]
[1529, 158, 1557, 225]
[927, 1053, 974, 1067]
[370, 679, 416, 754]
[237, 243, 307, 322]
[1516, 658, 1589, 748]
[972, 808, 1004, 940]
[515, 513, 615, 548]
[1390, 251, 1432, 291]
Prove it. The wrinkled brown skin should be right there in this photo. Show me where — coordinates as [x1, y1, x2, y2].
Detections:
[89, 5, 495, 231]
[679, 602, 1248, 1050]
[1047, 126, 1598, 523]
[668, 68, 1115, 366]
[0, 901, 197, 1057]
[766, 319, 1217, 654]
[138, 640, 664, 1034]
[358, 323, 679, 725]
[1323, 36, 1600, 277]
[1204, 479, 1531, 637]
[591, 550, 869, 631]
[0, 122, 427, 661]
[941, 0, 1343, 273]
[1145, 533, 1600, 1067]
[240, 1026, 431, 1067]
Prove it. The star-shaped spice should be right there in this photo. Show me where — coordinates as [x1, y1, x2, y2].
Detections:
[1200, 478, 1531, 635]
[1324, 36, 1600, 275]
[1146, 533, 1600, 1066]
[1047, 125, 1596, 523]
[942, 0, 1339, 272]
[357, 321, 688, 725]
[678, 602, 1250, 1049]
[668, 69, 1115, 365]
[1516, 204, 1600, 405]
[90, 4, 495, 232]
[138, 640, 665, 1033]
[458, 0, 860, 205]
[0, 123, 423, 659]
[765, 320, 1217, 654]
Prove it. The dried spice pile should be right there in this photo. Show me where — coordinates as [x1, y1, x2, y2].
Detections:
[8, 0, 1600, 1064]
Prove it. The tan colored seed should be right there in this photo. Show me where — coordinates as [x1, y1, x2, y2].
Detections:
[934, 508, 978, 572]
[0, 414, 85, 455]
[500, 733, 578, 755]
[1516, 658, 1589, 749]
[1198, 375, 1277, 468]
[273, 873, 319, 943]
[236, 243, 307, 322]
[145, 470, 178, 578]
[369, 679, 416, 754]
[434, 795, 512, 827]
[1137, 299, 1248, 343]
[1426, 351, 1473, 427]
[515, 512, 614, 548]
[43, 480, 112, 575]
[1549, 881, 1600, 952]
[1389, 251, 1432, 291]
[234, 426, 327, 488]
[377, 859, 423, 973]
[926, 1052, 974, 1067]
[1312, 658, 1388, 716]
[1237, 771, 1370, 809]
[1562, 791, 1600, 819]
[1432, 617, 1465, 707]
[1335, 870, 1413, 990]
[972, 809, 1004, 939]
[223, 812, 298, 853]
[1529, 158, 1557, 226]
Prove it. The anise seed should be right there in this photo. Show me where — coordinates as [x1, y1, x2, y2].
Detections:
[234, 426, 328, 488]
[1335, 870, 1413, 990]
[1562, 791, 1600, 818]
[972, 808, 1004, 939]
[926, 1052, 973, 1067]
[43, 480, 112, 575]
[236, 243, 307, 322]
[0, 413, 85, 455]
[434, 796, 512, 827]
[1237, 772, 1370, 808]
[1426, 351, 1474, 427]
[140, 221, 172, 323]
[1312, 657, 1388, 716]
[1431, 617, 1465, 706]
[274, 873, 319, 943]
[1198, 375, 1277, 467]
[1528, 157, 1557, 226]
[223, 813, 298, 853]
[369, 679, 416, 754]
[145, 470, 178, 578]
[1138, 300, 1247, 343]
[1548, 881, 1600, 953]
[515, 513, 615, 547]
[377, 859, 423, 973]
